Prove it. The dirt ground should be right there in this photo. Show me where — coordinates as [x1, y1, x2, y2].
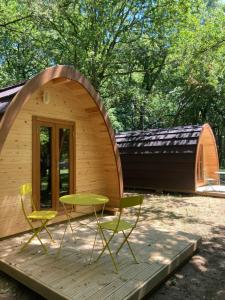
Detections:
[0, 193, 225, 300]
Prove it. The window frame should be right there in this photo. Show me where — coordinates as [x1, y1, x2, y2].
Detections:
[32, 116, 75, 210]
[197, 144, 204, 182]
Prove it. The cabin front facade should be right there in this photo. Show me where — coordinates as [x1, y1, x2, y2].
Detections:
[0, 65, 123, 238]
[116, 124, 219, 193]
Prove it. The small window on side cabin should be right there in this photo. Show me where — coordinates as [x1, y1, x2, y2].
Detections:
[197, 144, 204, 181]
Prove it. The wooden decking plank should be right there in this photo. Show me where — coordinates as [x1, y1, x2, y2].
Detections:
[49, 240, 143, 292]
[0, 211, 201, 300]
[18, 231, 100, 282]
[39, 256, 90, 286]
[70, 262, 154, 300]
[107, 241, 199, 300]
[50, 255, 119, 293]
[86, 262, 160, 300]
[107, 263, 164, 300]
[0, 241, 41, 259]
[19, 248, 87, 283]
[1, 250, 46, 270]
[38, 238, 147, 295]
[39, 241, 105, 284]
[1, 251, 50, 273]
[129, 239, 200, 300]
[0, 259, 68, 300]
[9, 236, 86, 273]
[66, 258, 137, 298]
[85, 233, 200, 300]
[0, 240, 20, 256]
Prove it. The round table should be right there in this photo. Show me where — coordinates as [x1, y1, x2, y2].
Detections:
[59, 193, 109, 206]
[58, 193, 109, 261]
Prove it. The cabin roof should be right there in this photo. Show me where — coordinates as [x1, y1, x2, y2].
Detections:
[0, 82, 25, 114]
[116, 125, 203, 154]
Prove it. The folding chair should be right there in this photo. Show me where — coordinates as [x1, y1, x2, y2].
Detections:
[19, 183, 57, 253]
[95, 195, 143, 272]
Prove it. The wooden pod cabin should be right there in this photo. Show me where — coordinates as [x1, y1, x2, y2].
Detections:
[0, 65, 123, 238]
[116, 124, 219, 193]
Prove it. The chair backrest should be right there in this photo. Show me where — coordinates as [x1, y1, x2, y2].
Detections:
[19, 184, 36, 218]
[114, 195, 144, 231]
[19, 183, 32, 197]
[120, 195, 143, 209]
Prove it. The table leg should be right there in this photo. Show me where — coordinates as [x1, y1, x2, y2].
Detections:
[57, 203, 79, 257]
[89, 204, 105, 264]
[57, 220, 68, 257]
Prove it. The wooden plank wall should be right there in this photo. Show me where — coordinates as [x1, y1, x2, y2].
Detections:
[121, 153, 196, 192]
[0, 81, 120, 238]
[196, 126, 219, 187]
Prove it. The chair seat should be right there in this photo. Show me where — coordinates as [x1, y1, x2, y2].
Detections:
[28, 210, 57, 220]
[100, 219, 134, 232]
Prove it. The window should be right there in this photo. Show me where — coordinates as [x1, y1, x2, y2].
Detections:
[197, 144, 204, 181]
[32, 117, 75, 210]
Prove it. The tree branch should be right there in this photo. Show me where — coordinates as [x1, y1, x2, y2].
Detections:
[196, 37, 225, 55]
[0, 15, 32, 27]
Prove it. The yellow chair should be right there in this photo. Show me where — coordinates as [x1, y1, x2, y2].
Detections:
[95, 195, 144, 272]
[19, 183, 57, 252]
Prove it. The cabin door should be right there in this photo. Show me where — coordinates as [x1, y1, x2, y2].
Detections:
[33, 117, 75, 210]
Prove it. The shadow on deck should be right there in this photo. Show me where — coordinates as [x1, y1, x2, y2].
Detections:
[0, 216, 201, 300]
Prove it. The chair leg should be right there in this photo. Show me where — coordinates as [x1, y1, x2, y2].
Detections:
[116, 229, 133, 255]
[21, 230, 47, 253]
[20, 220, 49, 253]
[35, 233, 48, 253]
[41, 221, 55, 243]
[89, 226, 105, 265]
[115, 230, 138, 264]
[95, 229, 119, 273]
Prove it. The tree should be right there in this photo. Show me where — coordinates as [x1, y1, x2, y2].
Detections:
[1, 0, 225, 163]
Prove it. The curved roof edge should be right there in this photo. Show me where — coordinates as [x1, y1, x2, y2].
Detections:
[195, 123, 218, 157]
[0, 65, 123, 196]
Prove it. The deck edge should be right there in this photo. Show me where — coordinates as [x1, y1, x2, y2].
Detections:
[125, 236, 201, 300]
[0, 259, 68, 300]
[0, 234, 201, 300]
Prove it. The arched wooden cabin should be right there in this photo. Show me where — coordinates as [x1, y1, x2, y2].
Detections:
[116, 124, 219, 193]
[0, 65, 123, 238]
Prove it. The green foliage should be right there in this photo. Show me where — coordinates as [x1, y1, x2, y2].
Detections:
[0, 0, 225, 164]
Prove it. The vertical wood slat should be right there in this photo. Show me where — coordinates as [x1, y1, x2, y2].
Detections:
[52, 122, 58, 210]
[0, 67, 123, 238]
[32, 116, 40, 210]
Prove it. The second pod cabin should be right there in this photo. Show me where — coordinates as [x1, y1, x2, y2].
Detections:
[116, 124, 219, 193]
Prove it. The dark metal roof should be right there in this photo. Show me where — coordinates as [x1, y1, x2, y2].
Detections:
[116, 125, 203, 154]
[0, 82, 26, 114]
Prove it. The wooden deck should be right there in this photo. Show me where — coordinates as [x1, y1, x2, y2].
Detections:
[0, 215, 201, 300]
[196, 185, 225, 198]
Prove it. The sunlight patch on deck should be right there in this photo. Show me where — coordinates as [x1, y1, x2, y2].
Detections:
[0, 218, 201, 300]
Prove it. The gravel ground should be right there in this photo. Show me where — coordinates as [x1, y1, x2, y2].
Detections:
[0, 193, 225, 300]
[143, 193, 225, 300]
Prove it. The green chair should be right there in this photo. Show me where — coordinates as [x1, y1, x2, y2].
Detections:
[19, 183, 58, 253]
[95, 195, 144, 272]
